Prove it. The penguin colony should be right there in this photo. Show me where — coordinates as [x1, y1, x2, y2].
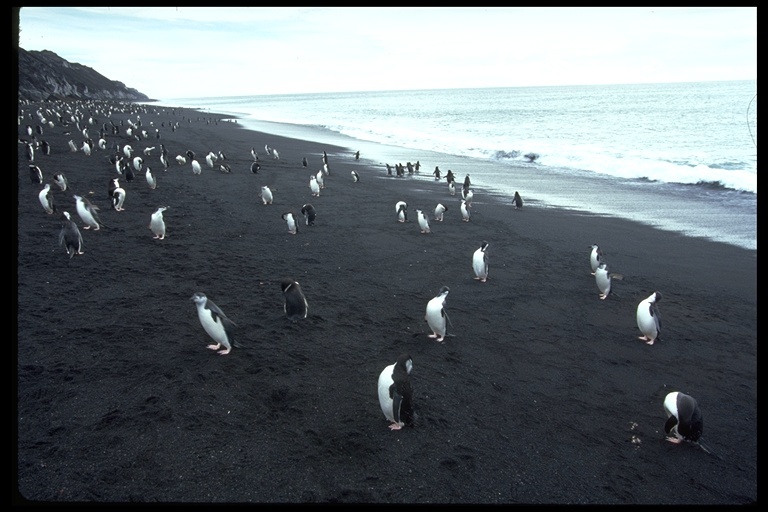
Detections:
[18, 100, 709, 450]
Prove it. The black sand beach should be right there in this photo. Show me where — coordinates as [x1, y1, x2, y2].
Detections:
[15, 101, 757, 504]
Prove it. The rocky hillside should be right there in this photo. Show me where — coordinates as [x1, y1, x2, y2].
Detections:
[18, 47, 152, 102]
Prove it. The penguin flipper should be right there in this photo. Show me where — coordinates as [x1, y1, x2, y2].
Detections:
[663, 415, 678, 436]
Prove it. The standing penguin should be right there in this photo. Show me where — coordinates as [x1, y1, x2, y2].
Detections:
[395, 201, 408, 223]
[589, 244, 604, 275]
[351, 170, 360, 182]
[595, 262, 611, 300]
[595, 262, 623, 300]
[448, 180, 456, 196]
[29, 164, 43, 184]
[145, 166, 156, 189]
[281, 278, 309, 322]
[38, 183, 56, 215]
[261, 185, 274, 205]
[433, 166, 441, 180]
[74, 194, 104, 230]
[462, 174, 471, 197]
[472, 241, 489, 282]
[315, 170, 325, 189]
[190, 292, 240, 355]
[434, 203, 447, 222]
[111, 185, 126, 211]
[251, 162, 261, 174]
[59, 211, 84, 258]
[53, 173, 68, 192]
[416, 209, 431, 234]
[377, 353, 415, 431]
[460, 200, 471, 222]
[513, 191, 524, 209]
[302, 156, 308, 167]
[149, 206, 168, 240]
[663, 391, 706, 448]
[191, 159, 202, 175]
[636, 291, 662, 345]
[309, 175, 321, 197]
[300, 203, 316, 226]
[282, 212, 299, 235]
[425, 286, 451, 342]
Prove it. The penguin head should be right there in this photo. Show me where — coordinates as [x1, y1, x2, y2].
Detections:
[190, 292, 207, 305]
[653, 291, 663, 303]
[395, 353, 413, 375]
[480, 241, 489, 251]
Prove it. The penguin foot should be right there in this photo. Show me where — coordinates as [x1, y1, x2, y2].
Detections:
[388, 423, 403, 431]
[217, 348, 231, 355]
[599, 294, 608, 300]
[665, 437, 683, 444]
[638, 336, 650, 341]
[645, 340, 655, 346]
[206, 343, 221, 351]
[428, 334, 438, 339]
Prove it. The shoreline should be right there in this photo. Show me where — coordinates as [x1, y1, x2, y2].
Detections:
[16, 99, 756, 504]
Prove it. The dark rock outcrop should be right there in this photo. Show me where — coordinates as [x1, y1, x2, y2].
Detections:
[17, 47, 152, 103]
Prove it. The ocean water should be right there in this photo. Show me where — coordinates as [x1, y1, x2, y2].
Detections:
[155, 81, 757, 250]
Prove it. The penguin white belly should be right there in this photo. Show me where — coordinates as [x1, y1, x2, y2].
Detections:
[473, 250, 488, 281]
[377, 364, 398, 424]
[425, 300, 446, 338]
[637, 303, 658, 339]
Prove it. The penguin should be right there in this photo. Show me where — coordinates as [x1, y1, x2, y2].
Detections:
[281, 278, 308, 322]
[354, 150, 360, 160]
[252, 147, 259, 161]
[68, 140, 78, 152]
[160, 153, 170, 170]
[282, 212, 299, 235]
[175, 155, 186, 165]
[310, 175, 321, 197]
[396, 201, 408, 223]
[250, 162, 261, 174]
[406, 162, 414, 174]
[377, 353, 415, 431]
[261, 185, 273, 205]
[58, 211, 84, 258]
[462, 188, 474, 207]
[386, 163, 393, 176]
[416, 209, 431, 233]
[425, 286, 450, 342]
[123, 144, 133, 158]
[301, 203, 316, 226]
[322, 150, 328, 165]
[108, 177, 120, 200]
[53, 173, 68, 192]
[146, 167, 156, 189]
[302, 156, 308, 167]
[29, 164, 43, 184]
[41, 140, 50, 156]
[74, 194, 104, 230]
[589, 244, 603, 275]
[272, 149, 280, 160]
[463, 174, 471, 196]
[472, 241, 489, 282]
[205, 152, 215, 168]
[149, 206, 168, 239]
[663, 391, 704, 446]
[124, 163, 135, 183]
[218, 163, 231, 173]
[445, 170, 455, 184]
[448, 180, 456, 196]
[460, 200, 471, 222]
[191, 159, 202, 175]
[434, 203, 447, 222]
[186, 149, 196, 161]
[112, 185, 126, 211]
[513, 191, 523, 209]
[414, 161, 421, 172]
[25, 142, 35, 162]
[351, 170, 360, 182]
[82, 141, 92, 156]
[433, 166, 441, 180]
[190, 292, 240, 355]
[637, 291, 662, 345]
[594, 262, 616, 300]
[315, 170, 325, 189]
[38, 183, 56, 214]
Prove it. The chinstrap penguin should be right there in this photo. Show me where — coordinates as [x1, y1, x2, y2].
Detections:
[191, 292, 240, 355]
[377, 353, 416, 431]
